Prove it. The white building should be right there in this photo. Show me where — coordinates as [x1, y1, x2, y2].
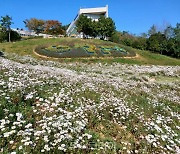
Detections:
[66, 5, 108, 38]
[12, 28, 61, 38]
[12, 28, 38, 37]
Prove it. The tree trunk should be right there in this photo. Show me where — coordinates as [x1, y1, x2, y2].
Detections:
[9, 31, 11, 42]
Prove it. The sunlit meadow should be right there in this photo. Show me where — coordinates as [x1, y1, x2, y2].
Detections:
[0, 53, 179, 154]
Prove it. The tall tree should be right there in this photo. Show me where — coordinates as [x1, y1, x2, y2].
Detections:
[147, 32, 167, 54]
[24, 18, 45, 34]
[174, 23, 180, 41]
[91, 21, 99, 38]
[148, 24, 157, 36]
[98, 16, 116, 39]
[141, 32, 148, 38]
[76, 14, 92, 38]
[164, 25, 174, 39]
[76, 15, 115, 39]
[44, 20, 64, 35]
[0, 15, 13, 42]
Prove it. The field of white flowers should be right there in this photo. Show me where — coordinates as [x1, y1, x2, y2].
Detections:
[0, 54, 180, 154]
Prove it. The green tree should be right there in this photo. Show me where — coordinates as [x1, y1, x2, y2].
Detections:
[171, 24, 180, 58]
[109, 31, 121, 43]
[132, 37, 147, 50]
[174, 23, 180, 41]
[0, 30, 21, 42]
[0, 15, 13, 42]
[141, 32, 148, 38]
[164, 25, 174, 39]
[147, 32, 167, 54]
[76, 14, 92, 38]
[148, 24, 157, 36]
[0, 31, 6, 42]
[98, 16, 116, 39]
[76, 15, 115, 39]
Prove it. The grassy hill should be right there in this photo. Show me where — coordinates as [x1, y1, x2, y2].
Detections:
[0, 38, 180, 65]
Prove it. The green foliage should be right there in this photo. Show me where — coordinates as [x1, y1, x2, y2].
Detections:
[148, 24, 157, 36]
[10, 30, 21, 41]
[147, 32, 167, 54]
[164, 25, 174, 39]
[109, 32, 121, 43]
[0, 31, 6, 42]
[110, 23, 180, 58]
[0, 15, 13, 31]
[0, 15, 13, 42]
[174, 23, 180, 42]
[132, 37, 147, 50]
[76, 15, 116, 39]
[0, 30, 21, 42]
[98, 16, 116, 39]
[76, 15, 92, 38]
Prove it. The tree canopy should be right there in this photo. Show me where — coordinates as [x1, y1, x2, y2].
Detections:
[76, 15, 92, 38]
[0, 15, 13, 42]
[24, 18, 45, 34]
[76, 15, 116, 39]
[24, 18, 65, 35]
[44, 20, 64, 35]
[110, 23, 180, 58]
[98, 16, 116, 39]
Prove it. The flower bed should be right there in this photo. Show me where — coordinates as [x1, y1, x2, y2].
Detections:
[35, 44, 133, 58]
[45, 45, 71, 53]
[83, 45, 97, 54]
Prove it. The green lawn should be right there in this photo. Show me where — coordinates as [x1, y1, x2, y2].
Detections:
[0, 37, 180, 65]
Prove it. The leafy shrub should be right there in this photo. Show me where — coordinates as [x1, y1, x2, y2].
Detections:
[0, 30, 21, 42]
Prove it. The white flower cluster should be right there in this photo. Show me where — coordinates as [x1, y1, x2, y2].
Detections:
[0, 55, 179, 153]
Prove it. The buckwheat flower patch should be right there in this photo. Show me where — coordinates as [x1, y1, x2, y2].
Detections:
[0, 55, 179, 153]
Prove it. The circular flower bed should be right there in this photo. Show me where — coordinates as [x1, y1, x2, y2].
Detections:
[35, 44, 134, 58]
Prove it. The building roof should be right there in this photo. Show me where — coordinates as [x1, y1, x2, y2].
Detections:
[79, 6, 108, 15]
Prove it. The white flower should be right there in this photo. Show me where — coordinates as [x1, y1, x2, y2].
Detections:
[44, 144, 50, 151]
[41, 149, 45, 152]
[33, 109, 37, 113]
[25, 123, 32, 128]
[39, 98, 44, 101]
[44, 136, 49, 142]
[19, 146, 23, 150]
[3, 132, 10, 137]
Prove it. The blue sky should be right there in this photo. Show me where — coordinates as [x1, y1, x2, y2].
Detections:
[0, 0, 179, 35]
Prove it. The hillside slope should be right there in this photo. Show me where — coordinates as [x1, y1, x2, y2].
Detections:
[0, 38, 180, 65]
[0, 55, 179, 153]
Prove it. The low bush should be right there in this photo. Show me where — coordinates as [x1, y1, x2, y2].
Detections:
[0, 30, 21, 42]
